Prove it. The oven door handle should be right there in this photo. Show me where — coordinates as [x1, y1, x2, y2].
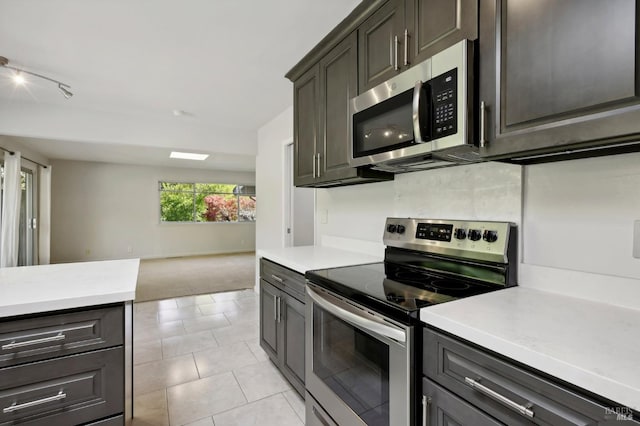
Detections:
[306, 285, 406, 344]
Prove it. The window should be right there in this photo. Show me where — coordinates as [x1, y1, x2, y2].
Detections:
[159, 182, 256, 223]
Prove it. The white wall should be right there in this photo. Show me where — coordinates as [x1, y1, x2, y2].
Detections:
[255, 106, 315, 251]
[50, 160, 256, 263]
[316, 162, 523, 253]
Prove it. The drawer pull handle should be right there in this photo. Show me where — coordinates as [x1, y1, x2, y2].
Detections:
[271, 274, 284, 283]
[3, 390, 67, 413]
[464, 377, 535, 419]
[2, 333, 65, 350]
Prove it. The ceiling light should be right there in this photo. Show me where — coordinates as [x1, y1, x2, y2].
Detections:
[13, 72, 25, 85]
[170, 151, 209, 161]
[0, 55, 73, 99]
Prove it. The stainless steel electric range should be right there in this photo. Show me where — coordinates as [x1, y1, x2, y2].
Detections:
[304, 217, 517, 426]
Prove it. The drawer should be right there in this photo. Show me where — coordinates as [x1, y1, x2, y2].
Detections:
[0, 305, 123, 368]
[422, 378, 503, 426]
[0, 347, 123, 425]
[260, 259, 305, 301]
[424, 328, 636, 425]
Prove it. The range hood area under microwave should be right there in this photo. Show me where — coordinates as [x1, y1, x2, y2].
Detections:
[349, 40, 480, 173]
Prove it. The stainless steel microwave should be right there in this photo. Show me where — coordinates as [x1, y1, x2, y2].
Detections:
[349, 40, 480, 172]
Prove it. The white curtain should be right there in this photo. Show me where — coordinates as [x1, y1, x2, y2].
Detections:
[1, 151, 22, 267]
[38, 165, 52, 265]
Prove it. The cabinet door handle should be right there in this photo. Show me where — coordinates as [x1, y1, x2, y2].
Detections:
[273, 296, 278, 322]
[312, 153, 317, 178]
[276, 296, 281, 323]
[421, 395, 431, 426]
[271, 274, 284, 283]
[2, 332, 65, 350]
[479, 101, 487, 148]
[316, 153, 321, 178]
[3, 390, 66, 413]
[404, 29, 409, 66]
[464, 377, 535, 419]
[394, 35, 399, 71]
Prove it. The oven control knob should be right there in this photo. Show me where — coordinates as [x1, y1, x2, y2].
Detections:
[468, 229, 482, 241]
[483, 230, 498, 243]
[387, 224, 397, 233]
[396, 225, 406, 234]
[454, 228, 467, 240]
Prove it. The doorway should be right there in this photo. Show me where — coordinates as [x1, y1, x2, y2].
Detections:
[284, 143, 314, 247]
[0, 164, 37, 266]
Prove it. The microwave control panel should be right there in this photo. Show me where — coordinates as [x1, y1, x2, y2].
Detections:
[431, 68, 457, 138]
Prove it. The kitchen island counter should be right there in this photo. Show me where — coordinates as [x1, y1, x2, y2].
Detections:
[420, 286, 640, 412]
[0, 259, 139, 318]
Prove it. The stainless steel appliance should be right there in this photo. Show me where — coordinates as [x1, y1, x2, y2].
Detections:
[349, 40, 479, 173]
[305, 218, 517, 426]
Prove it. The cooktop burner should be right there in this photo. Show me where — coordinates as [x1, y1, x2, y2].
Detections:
[305, 218, 517, 323]
[306, 261, 501, 321]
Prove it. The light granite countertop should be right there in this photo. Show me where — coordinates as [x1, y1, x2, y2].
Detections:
[420, 286, 640, 412]
[0, 259, 139, 318]
[257, 246, 382, 274]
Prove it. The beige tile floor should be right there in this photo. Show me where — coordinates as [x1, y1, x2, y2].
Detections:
[132, 289, 305, 426]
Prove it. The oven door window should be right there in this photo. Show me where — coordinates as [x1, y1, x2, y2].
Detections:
[313, 304, 390, 426]
[352, 88, 415, 158]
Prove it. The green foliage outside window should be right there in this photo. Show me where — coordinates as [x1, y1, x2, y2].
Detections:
[159, 182, 256, 222]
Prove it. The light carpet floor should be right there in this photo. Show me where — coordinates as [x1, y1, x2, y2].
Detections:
[135, 252, 256, 302]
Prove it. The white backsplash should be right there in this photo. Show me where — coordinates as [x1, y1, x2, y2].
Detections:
[523, 152, 640, 280]
[315, 155, 640, 308]
[316, 161, 523, 248]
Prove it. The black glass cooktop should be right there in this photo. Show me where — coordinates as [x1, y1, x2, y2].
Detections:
[306, 261, 504, 323]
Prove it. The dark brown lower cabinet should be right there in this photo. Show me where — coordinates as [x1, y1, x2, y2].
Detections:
[0, 304, 128, 426]
[423, 327, 640, 425]
[423, 379, 502, 426]
[259, 259, 306, 397]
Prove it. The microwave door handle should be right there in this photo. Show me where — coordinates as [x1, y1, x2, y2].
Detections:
[306, 285, 406, 343]
[413, 81, 424, 142]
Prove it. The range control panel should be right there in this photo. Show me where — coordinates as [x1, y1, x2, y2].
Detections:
[383, 218, 516, 263]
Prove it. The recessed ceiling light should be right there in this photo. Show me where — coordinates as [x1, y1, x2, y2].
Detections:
[172, 109, 194, 117]
[170, 151, 209, 161]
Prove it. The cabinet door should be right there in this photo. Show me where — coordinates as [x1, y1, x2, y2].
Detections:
[280, 294, 306, 396]
[259, 279, 279, 360]
[406, 0, 478, 66]
[293, 65, 320, 186]
[318, 32, 359, 183]
[358, 0, 406, 93]
[423, 378, 503, 426]
[479, 0, 640, 160]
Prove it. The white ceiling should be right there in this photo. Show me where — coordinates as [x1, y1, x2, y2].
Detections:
[0, 0, 361, 170]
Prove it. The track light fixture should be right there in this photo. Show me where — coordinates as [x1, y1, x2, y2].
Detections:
[0, 55, 73, 99]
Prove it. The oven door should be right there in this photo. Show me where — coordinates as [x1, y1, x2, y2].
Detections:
[305, 282, 414, 426]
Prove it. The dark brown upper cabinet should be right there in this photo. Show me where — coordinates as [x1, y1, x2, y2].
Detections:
[358, 0, 406, 92]
[319, 33, 359, 182]
[479, 0, 640, 162]
[293, 65, 320, 187]
[358, 0, 478, 93]
[405, 0, 478, 66]
[292, 31, 393, 187]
